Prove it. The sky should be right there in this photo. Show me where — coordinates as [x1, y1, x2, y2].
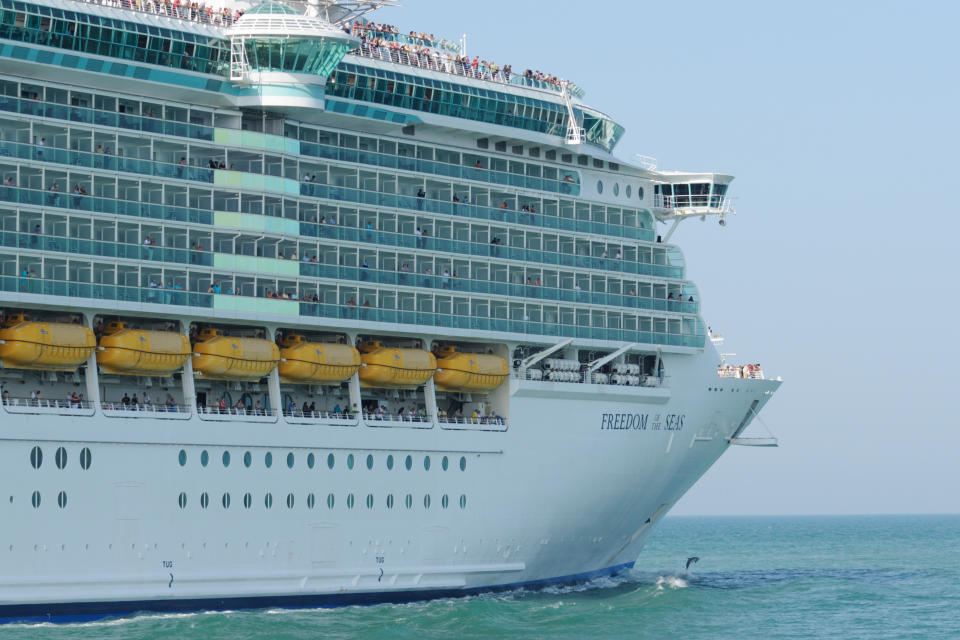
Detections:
[372, 0, 960, 515]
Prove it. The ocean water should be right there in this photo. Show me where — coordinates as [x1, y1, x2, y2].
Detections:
[4, 515, 958, 639]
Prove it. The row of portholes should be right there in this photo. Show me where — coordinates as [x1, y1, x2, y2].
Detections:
[29, 490, 68, 509]
[178, 491, 467, 511]
[597, 180, 644, 201]
[180, 450, 468, 473]
[29, 446, 92, 470]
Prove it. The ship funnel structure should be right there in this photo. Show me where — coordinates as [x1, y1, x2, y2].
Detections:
[228, 1, 359, 109]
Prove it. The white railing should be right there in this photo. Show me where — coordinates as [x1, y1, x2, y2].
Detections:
[438, 415, 506, 427]
[718, 365, 764, 380]
[351, 44, 581, 97]
[1, 398, 188, 417]
[362, 411, 433, 423]
[101, 402, 190, 412]
[515, 369, 668, 389]
[73, 0, 241, 27]
[2, 397, 94, 411]
[653, 194, 736, 213]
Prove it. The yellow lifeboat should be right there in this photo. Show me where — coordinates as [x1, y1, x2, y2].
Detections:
[0, 313, 96, 371]
[191, 327, 279, 381]
[358, 340, 436, 389]
[278, 334, 361, 384]
[434, 345, 509, 393]
[96, 321, 191, 376]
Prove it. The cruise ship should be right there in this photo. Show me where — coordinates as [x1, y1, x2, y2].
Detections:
[0, 0, 780, 621]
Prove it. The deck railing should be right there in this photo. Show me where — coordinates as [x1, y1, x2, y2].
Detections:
[73, 0, 240, 28]
[351, 44, 584, 98]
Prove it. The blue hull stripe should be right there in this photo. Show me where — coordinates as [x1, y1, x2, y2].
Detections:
[0, 562, 635, 624]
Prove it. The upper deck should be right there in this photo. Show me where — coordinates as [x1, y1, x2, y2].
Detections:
[0, 0, 731, 352]
[0, 0, 623, 151]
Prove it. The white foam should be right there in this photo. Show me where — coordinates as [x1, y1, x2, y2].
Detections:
[654, 575, 689, 590]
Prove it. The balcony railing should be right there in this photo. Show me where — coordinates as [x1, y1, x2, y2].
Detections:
[0, 276, 706, 348]
[73, 0, 240, 28]
[351, 44, 583, 99]
[653, 194, 736, 213]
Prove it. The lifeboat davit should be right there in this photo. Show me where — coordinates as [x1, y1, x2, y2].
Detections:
[191, 328, 279, 381]
[358, 340, 436, 389]
[434, 345, 509, 393]
[96, 321, 191, 376]
[0, 313, 96, 371]
[279, 334, 361, 384]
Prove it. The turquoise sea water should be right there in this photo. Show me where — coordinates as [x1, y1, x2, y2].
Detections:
[4, 515, 958, 639]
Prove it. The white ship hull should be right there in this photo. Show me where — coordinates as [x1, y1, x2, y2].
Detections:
[0, 347, 778, 620]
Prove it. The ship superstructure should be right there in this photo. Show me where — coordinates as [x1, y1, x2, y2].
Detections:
[0, 0, 778, 620]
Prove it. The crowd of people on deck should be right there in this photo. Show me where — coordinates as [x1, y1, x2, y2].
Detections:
[77, 0, 243, 27]
[348, 21, 572, 90]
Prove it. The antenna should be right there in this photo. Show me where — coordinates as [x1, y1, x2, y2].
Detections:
[562, 83, 585, 145]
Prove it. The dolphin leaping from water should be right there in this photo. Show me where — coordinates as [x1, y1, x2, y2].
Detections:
[685, 556, 700, 571]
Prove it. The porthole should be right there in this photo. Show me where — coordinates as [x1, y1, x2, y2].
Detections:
[405, 494, 413, 509]
[80, 448, 91, 470]
[327, 493, 335, 509]
[57, 491, 67, 509]
[243, 451, 252, 468]
[423, 456, 431, 471]
[327, 453, 335, 469]
[346, 494, 355, 509]
[178, 450, 187, 467]
[222, 451, 230, 467]
[386, 455, 394, 470]
[200, 492, 209, 509]
[365, 494, 374, 509]
[286, 493, 295, 509]
[347, 454, 355, 470]
[31, 491, 40, 508]
[264, 493, 273, 509]
[637, 186, 645, 200]
[30, 446, 42, 469]
[423, 495, 431, 509]
[597, 180, 603, 194]
[459, 495, 467, 509]
[264, 452, 273, 468]
[222, 493, 231, 509]
[286, 453, 295, 469]
[442, 456, 449, 471]
[441, 494, 449, 509]
[386, 494, 394, 509]
[366, 454, 374, 470]
[178, 492, 187, 509]
[613, 183, 620, 196]
[55, 447, 67, 470]
[243, 493, 252, 509]
[460, 456, 467, 471]
[200, 450, 209, 467]
[626, 185, 632, 198]
[307, 493, 316, 509]
[307, 453, 315, 469]
[404, 455, 412, 470]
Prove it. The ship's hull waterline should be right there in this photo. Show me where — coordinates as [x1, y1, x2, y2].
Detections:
[0, 346, 777, 620]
